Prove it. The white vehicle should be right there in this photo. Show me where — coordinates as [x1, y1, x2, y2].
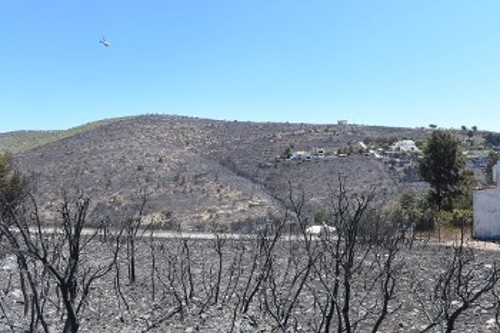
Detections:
[305, 222, 336, 236]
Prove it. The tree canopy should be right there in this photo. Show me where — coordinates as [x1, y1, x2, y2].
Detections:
[419, 130, 466, 211]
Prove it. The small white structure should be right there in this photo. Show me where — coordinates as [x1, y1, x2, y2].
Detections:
[473, 161, 500, 240]
[312, 148, 325, 158]
[289, 150, 310, 160]
[305, 222, 336, 235]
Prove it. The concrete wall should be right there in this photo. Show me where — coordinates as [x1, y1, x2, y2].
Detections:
[473, 188, 500, 239]
[473, 161, 500, 240]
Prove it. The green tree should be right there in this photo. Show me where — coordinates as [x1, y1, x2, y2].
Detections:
[281, 144, 294, 159]
[485, 151, 500, 184]
[452, 169, 476, 213]
[467, 130, 474, 142]
[0, 152, 29, 217]
[419, 130, 466, 211]
[397, 188, 422, 225]
[483, 132, 500, 148]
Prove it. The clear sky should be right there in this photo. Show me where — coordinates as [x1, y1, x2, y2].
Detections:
[1, 1, 499, 133]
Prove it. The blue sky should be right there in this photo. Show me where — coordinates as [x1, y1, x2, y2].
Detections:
[1, 1, 499, 132]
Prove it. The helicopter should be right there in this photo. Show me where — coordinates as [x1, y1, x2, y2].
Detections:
[99, 38, 110, 47]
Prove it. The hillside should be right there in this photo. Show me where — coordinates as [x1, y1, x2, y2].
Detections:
[10, 115, 432, 231]
[0, 118, 123, 154]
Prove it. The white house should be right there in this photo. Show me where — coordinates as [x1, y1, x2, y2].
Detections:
[312, 148, 325, 158]
[289, 148, 325, 160]
[473, 161, 500, 240]
[289, 150, 310, 160]
[391, 140, 419, 152]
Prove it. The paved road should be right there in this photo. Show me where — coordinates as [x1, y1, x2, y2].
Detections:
[20, 227, 500, 251]
[22, 226, 308, 241]
[19, 225, 343, 243]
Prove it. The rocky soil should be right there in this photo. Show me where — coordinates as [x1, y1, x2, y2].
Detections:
[1, 235, 499, 333]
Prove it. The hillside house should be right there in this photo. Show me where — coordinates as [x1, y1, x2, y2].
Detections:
[390, 140, 419, 152]
[289, 150, 310, 160]
[473, 161, 500, 240]
[289, 148, 325, 160]
[312, 148, 325, 158]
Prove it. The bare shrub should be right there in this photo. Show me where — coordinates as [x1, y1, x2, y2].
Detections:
[0, 193, 121, 333]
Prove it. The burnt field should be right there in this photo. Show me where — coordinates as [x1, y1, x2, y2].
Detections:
[1, 231, 499, 333]
[0, 174, 496, 333]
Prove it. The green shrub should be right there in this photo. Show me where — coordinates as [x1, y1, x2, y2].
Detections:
[436, 209, 472, 228]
